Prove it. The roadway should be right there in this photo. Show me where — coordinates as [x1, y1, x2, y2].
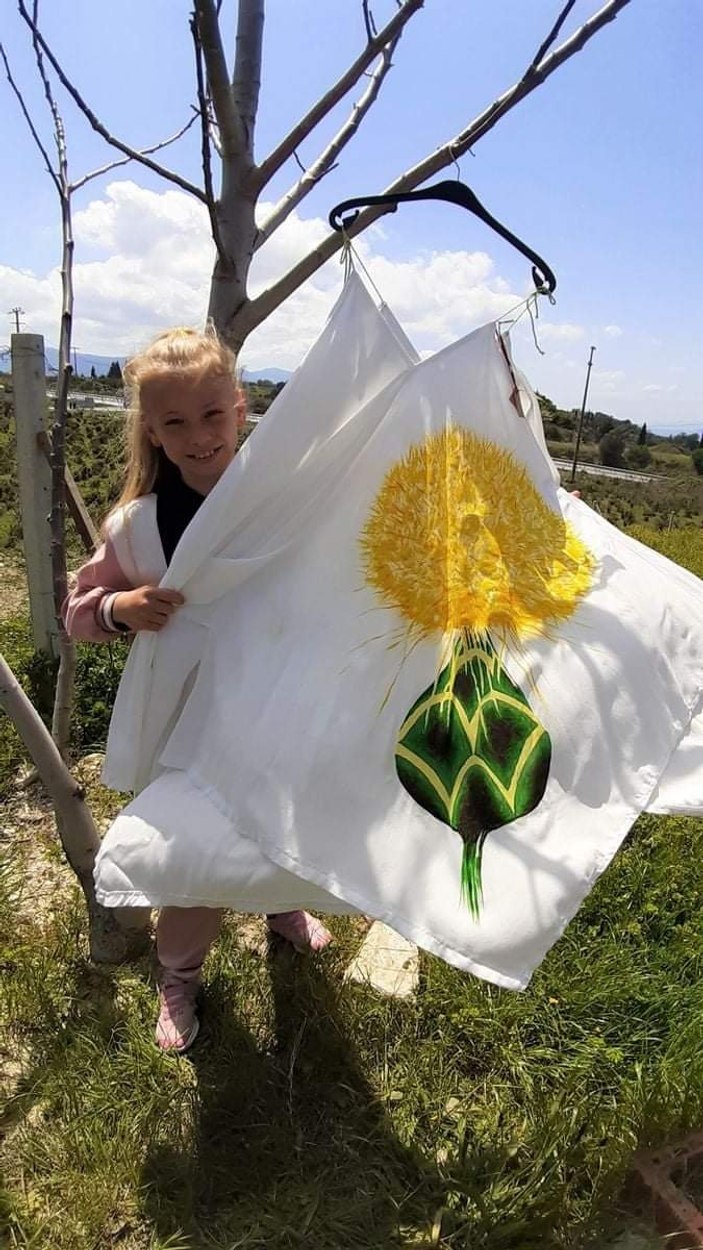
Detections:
[552, 458, 658, 484]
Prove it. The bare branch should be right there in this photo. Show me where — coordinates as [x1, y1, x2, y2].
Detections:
[193, 0, 243, 161]
[17, 0, 207, 202]
[71, 111, 200, 192]
[232, 0, 264, 162]
[256, 0, 424, 189]
[30, 0, 59, 149]
[255, 35, 401, 248]
[362, 0, 378, 41]
[528, 0, 578, 73]
[233, 229, 350, 348]
[240, 0, 632, 339]
[370, 0, 634, 196]
[209, 113, 223, 158]
[190, 13, 226, 262]
[0, 41, 59, 190]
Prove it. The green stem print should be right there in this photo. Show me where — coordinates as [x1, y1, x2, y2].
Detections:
[360, 426, 594, 918]
[395, 632, 551, 917]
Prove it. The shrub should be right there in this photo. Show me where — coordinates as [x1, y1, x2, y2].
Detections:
[626, 444, 652, 469]
[599, 430, 626, 468]
[72, 638, 130, 753]
[692, 448, 703, 476]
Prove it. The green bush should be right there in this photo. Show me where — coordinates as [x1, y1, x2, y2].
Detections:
[599, 430, 626, 468]
[626, 444, 652, 469]
[0, 616, 35, 798]
[72, 637, 129, 753]
[0, 615, 129, 797]
[692, 448, 703, 476]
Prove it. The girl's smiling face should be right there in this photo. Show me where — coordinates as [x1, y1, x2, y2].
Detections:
[142, 371, 245, 494]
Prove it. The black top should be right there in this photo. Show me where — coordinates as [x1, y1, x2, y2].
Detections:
[154, 451, 206, 566]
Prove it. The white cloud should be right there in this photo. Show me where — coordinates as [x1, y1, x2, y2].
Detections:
[0, 179, 527, 367]
[592, 369, 626, 393]
[603, 324, 623, 338]
[642, 383, 678, 394]
[0, 180, 694, 433]
[535, 323, 585, 342]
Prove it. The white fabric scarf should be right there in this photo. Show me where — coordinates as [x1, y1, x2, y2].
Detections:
[97, 273, 703, 990]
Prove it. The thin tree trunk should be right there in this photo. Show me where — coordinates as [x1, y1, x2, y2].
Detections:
[29, 7, 76, 758]
[49, 162, 75, 758]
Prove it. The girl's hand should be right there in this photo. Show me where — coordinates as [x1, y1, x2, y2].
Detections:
[111, 585, 185, 632]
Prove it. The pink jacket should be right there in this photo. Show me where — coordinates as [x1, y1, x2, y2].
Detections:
[63, 495, 167, 641]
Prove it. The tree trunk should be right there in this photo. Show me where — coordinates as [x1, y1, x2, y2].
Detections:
[207, 175, 258, 345]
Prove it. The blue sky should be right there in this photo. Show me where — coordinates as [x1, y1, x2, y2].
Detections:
[1, 0, 701, 431]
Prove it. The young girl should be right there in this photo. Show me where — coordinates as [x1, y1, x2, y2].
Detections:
[63, 327, 332, 1054]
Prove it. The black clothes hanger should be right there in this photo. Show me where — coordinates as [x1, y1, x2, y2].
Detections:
[329, 179, 556, 296]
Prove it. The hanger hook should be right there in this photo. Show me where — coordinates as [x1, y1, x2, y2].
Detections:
[329, 179, 557, 295]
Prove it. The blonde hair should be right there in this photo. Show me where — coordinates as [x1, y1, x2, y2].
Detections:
[110, 325, 241, 517]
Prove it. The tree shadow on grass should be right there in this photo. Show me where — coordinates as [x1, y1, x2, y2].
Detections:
[141, 933, 444, 1250]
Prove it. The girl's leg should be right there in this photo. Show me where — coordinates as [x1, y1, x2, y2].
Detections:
[266, 911, 332, 952]
[155, 906, 223, 1052]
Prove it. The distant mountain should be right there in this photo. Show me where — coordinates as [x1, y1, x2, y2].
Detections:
[44, 347, 121, 377]
[243, 366, 292, 383]
[44, 346, 291, 384]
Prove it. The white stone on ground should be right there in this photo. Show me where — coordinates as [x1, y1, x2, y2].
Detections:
[345, 921, 419, 998]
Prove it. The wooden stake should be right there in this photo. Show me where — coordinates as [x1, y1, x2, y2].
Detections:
[11, 332, 58, 657]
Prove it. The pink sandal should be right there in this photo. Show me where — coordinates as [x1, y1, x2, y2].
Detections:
[266, 910, 332, 953]
[155, 978, 200, 1053]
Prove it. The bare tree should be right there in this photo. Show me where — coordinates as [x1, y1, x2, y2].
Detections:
[15, 0, 632, 353]
[1, 11, 197, 759]
[0, 7, 195, 953]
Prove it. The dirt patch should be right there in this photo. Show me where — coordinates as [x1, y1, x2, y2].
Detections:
[2, 784, 75, 931]
[0, 556, 28, 621]
[1, 751, 124, 933]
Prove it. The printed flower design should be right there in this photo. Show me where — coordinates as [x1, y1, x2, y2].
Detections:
[360, 426, 595, 916]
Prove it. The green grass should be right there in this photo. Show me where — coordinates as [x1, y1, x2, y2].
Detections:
[626, 525, 703, 580]
[0, 612, 129, 801]
[3, 811, 703, 1248]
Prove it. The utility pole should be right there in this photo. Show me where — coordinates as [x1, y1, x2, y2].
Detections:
[570, 345, 596, 484]
[8, 306, 25, 333]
